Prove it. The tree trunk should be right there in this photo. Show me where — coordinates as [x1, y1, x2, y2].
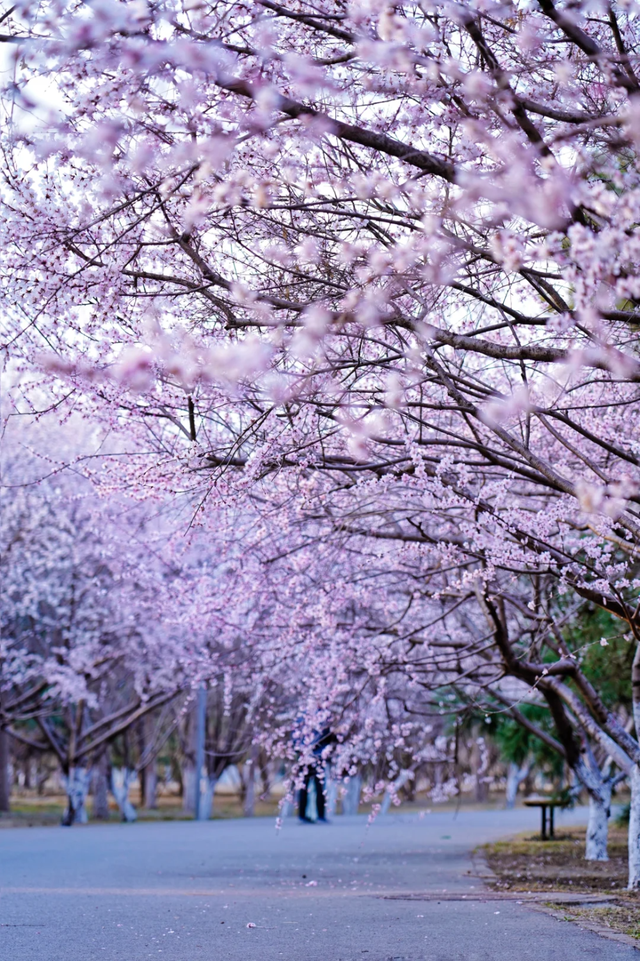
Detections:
[143, 761, 158, 809]
[62, 767, 90, 825]
[629, 765, 640, 889]
[0, 729, 10, 813]
[36, 761, 49, 796]
[173, 756, 184, 799]
[182, 703, 198, 816]
[259, 752, 272, 800]
[138, 715, 158, 809]
[505, 761, 530, 809]
[326, 771, 337, 817]
[571, 757, 612, 863]
[342, 774, 362, 815]
[470, 737, 489, 802]
[243, 746, 257, 817]
[110, 767, 137, 822]
[585, 781, 611, 861]
[92, 753, 110, 820]
[183, 762, 197, 815]
[381, 770, 412, 815]
[243, 769, 255, 817]
[198, 775, 216, 820]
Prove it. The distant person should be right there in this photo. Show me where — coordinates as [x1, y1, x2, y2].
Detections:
[298, 726, 335, 823]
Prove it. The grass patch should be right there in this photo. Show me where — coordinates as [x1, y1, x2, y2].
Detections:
[557, 904, 640, 941]
[0, 793, 283, 827]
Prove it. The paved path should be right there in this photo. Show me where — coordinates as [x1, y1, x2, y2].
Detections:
[0, 807, 636, 960]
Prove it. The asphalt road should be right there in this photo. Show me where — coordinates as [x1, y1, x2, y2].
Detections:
[0, 806, 636, 961]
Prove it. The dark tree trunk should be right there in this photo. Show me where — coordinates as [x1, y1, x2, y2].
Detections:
[182, 706, 197, 815]
[36, 763, 49, 796]
[172, 756, 184, 799]
[143, 761, 158, 809]
[92, 752, 110, 820]
[0, 729, 10, 813]
[259, 752, 272, 800]
[138, 716, 158, 809]
[61, 767, 90, 825]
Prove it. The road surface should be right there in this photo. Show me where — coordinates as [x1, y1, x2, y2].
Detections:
[0, 806, 636, 960]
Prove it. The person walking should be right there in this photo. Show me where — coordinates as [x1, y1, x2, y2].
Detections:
[298, 726, 335, 823]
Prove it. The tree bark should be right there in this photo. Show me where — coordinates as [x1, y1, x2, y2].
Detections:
[571, 759, 613, 862]
[629, 766, 640, 888]
[326, 771, 337, 818]
[110, 767, 137, 822]
[505, 761, 530, 809]
[144, 761, 158, 809]
[342, 774, 362, 815]
[381, 770, 412, 815]
[199, 775, 216, 820]
[470, 736, 489, 802]
[183, 762, 197, 815]
[0, 729, 10, 813]
[259, 752, 272, 800]
[62, 767, 90, 825]
[138, 715, 158, 809]
[243, 745, 258, 817]
[182, 703, 198, 816]
[36, 761, 49, 796]
[92, 752, 110, 820]
[585, 781, 611, 861]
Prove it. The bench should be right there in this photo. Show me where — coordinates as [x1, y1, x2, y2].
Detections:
[523, 796, 568, 840]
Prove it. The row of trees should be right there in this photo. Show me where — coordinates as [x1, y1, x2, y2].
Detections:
[0, 424, 272, 822]
[0, 424, 631, 842]
[2, 696, 276, 822]
[3, 0, 640, 883]
[1, 424, 457, 822]
[2, 422, 591, 824]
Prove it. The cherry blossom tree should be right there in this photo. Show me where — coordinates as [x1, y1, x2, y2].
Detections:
[4, 0, 640, 878]
[0, 427, 192, 822]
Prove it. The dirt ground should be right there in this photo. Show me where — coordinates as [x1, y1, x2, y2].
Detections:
[482, 827, 640, 942]
[483, 828, 629, 892]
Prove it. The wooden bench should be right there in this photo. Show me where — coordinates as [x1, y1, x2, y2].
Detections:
[523, 796, 568, 840]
